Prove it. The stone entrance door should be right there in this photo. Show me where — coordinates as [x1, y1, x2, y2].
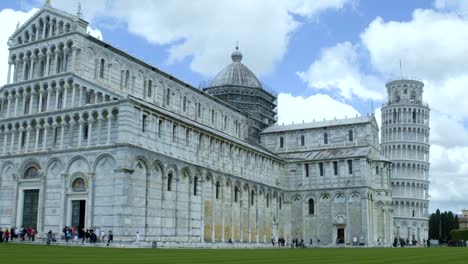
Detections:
[71, 200, 86, 232]
[337, 228, 345, 244]
[22, 189, 39, 229]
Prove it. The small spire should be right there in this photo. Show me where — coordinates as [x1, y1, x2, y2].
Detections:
[16, 21, 20, 30]
[45, 0, 51, 6]
[77, 1, 82, 19]
[231, 43, 243, 62]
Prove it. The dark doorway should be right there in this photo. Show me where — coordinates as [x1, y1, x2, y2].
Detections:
[22, 189, 39, 229]
[71, 200, 86, 233]
[337, 228, 345, 244]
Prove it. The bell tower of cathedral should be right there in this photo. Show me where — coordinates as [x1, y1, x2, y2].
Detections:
[380, 79, 430, 243]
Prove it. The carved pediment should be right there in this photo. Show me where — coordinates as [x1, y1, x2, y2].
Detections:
[9, 5, 88, 48]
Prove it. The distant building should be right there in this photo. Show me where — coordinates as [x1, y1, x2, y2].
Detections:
[459, 209, 468, 229]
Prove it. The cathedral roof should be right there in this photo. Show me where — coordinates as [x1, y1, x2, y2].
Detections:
[261, 115, 374, 134]
[210, 46, 263, 89]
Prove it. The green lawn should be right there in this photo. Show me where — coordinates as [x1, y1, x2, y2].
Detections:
[0, 244, 467, 264]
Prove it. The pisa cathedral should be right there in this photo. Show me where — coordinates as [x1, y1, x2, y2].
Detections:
[0, 3, 430, 246]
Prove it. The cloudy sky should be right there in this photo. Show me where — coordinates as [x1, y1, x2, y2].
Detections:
[1, 0, 467, 214]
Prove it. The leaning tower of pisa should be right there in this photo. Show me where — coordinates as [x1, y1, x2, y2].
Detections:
[380, 79, 430, 243]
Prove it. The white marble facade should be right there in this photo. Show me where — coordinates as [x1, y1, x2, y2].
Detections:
[0, 3, 427, 246]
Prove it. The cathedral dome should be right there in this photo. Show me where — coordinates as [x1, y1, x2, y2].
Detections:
[210, 47, 263, 89]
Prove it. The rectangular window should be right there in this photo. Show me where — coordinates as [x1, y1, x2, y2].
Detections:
[158, 120, 163, 137]
[333, 161, 338, 176]
[172, 124, 177, 142]
[21, 131, 26, 147]
[41, 95, 48, 112]
[142, 114, 147, 133]
[376, 166, 379, 175]
[24, 98, 30, 114]
[348, 129, 353, 142]
[38, 129, 44, 143]
[166, 88, 170, 105]
[300, 135, 305, 146]
[83, 124, 89, 140]
[197, 103, 201, 118]
[147, 80, 152, 97]
[319, 162, 324, 176]
[279, 137, 284, 148]
[53, 127, 59, 146]
[347, 160, 353, 174]
[85, 91, 92, 104]
[305, 164, 309, 177]
[324, 132, 328, 144]
[57, 92, 63, 110]
[186, 129, 190, 145]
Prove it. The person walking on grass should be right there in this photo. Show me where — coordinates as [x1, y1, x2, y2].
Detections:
[4, 228, 10, 243]
[136, 231, 140, 244]
[46, 230, 52, 246]
[107, 230, 113, 246]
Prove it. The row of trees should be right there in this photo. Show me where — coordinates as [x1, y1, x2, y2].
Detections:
[428, 209, 459, 241]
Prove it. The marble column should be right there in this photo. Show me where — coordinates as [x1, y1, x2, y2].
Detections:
[34, 126, 40, 151]
[42, 124, 49, 151]
[46, 87, 52, 112]
[78, 120, 84, 147]
[71, 84, 76, 108]
[7, 61, 12, 84]
[14, 93, 19, 117]
[70, 47, 77, 71]
[6, 94, 12, 118]
[3, 130, 9, 154]
[25, 125, 31, 152]
[29, 91, 35, 115]
[106, 116, 112, 144]
[45, 51, 51, 77]
[63, 84, 68, 109]
[87, 119, 92, 146]
[29, 55, 35, 80]
[54, 50, 59, 74]
[54, 87, 61, 110]
[38, 89, 44, 112]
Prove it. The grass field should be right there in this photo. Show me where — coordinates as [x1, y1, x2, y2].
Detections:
[0, 244, 467, 264]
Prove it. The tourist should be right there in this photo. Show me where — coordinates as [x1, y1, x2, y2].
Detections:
[30, 228, 36, 241]
[90, 230, 97, 243]
[107, 230, 113, 246]
[0, 228, 3, 243]
[46, 230, 52, 246]
[10, 227, 16, 241]
[83, 229, 90, 244]
[136, 231, 140, 243]
[65, 227, 70, 242]
[4, 228, 10, 243]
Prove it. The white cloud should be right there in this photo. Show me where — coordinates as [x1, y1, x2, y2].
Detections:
[434, 0, 468, 16]
[40, 0, 352, 77]
[0, 8, 39, 86]
[277, 93, 360, 125]
[87, 26, 103, 40]
[361, 9, 468, 81]
[297, 42, 384, 100]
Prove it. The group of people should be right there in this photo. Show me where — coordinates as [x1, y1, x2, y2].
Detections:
[393, 237, 425, 247]
[0, 226, 36, 243]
